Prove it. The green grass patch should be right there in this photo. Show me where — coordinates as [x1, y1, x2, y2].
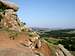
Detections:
[43, 37, 61, 45]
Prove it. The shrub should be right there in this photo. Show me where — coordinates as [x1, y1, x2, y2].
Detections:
[0, 6, 5, 12]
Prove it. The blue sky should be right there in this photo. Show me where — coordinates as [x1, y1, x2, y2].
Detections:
[10, 0, 75, 28]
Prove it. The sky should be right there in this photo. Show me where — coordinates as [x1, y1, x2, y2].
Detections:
[10, 0, 75, 28]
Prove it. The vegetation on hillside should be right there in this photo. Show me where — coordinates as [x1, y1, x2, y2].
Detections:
[39, 29, 75, 38]
[36, 28, 75, 51]
[59, 37, 75, 51]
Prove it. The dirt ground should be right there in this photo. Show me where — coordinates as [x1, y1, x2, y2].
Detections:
[0, 31, 51, 56]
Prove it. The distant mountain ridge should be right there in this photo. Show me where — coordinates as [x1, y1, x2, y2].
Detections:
[31, 27, 75, 31]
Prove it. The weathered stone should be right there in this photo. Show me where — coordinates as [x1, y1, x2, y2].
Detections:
[5, 9, 16, 14]
[56, 49, 64, 56]
[0, 0, 19, 11]
[57, 44, 73, 56]
[1, 9, 21, 31]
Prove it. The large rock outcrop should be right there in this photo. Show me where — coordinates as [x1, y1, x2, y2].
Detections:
[0, 0, 51, 56]
[0, 0, 24, 32]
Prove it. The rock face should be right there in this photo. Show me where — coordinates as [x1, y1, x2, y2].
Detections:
[0, 0, 51, 56]
[56, 44, 73, 56]
[0, 9, 21, 31]
[0, 0, 18, 11]
[0, 1, 29, 32]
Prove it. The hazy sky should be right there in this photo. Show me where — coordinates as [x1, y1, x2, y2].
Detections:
[10, 0, 75, 28]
